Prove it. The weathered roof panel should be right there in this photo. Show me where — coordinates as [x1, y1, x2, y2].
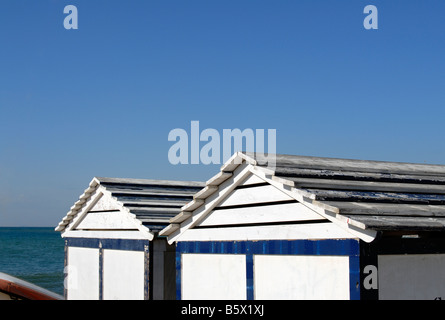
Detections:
[248, 152, 445, 232]
[252, 152, 445, 176]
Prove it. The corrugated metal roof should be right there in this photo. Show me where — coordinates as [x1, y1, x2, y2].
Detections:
[55, 177, 205, 233]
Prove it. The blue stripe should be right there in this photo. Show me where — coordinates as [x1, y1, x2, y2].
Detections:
[177, 239, 359, 256]
[175, 250, 182, 300]
[349, 255, 361, 300]
[65, 237, 149, 251]
[245, 255, 254, 300]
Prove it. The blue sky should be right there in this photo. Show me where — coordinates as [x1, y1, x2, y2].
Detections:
[1, 1, 445, 226]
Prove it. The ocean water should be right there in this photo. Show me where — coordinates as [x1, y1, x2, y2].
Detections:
[0, 227, 65, 296]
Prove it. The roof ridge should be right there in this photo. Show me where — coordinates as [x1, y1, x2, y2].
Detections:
[55, 177, 204, 234]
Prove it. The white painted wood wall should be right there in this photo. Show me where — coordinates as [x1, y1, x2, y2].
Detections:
[180, 253, 350, 300]
[254, 255, 350, 299]
[74, 192, 139, 231]
[178, 172, 356, 242]
[66, 247, 99, 300]
[182, 254, 247, 300]
[66, 246, 146, 300]
[102, 250, 145, 300]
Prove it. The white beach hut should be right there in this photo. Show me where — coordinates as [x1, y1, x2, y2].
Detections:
[160, 152, 445, 300]
[56, 177, 204, 300]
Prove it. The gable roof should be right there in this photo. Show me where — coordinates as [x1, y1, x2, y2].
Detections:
[55, 177, 205, 236]
[160, 152, 445, 243]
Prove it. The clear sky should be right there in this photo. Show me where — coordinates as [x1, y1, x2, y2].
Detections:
[1, 1, 445, 226]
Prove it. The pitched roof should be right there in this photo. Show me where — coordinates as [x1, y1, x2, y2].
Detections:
[160, 152, 445, 242]
[55, 177, 205, 234]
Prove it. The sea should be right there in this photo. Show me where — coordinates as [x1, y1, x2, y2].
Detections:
[0, 227, 65, 296]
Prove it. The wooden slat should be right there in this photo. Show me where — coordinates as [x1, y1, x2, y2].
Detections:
[134, 213, 174, 219]
[246, 153, 445, 176]
[220, 152, 256, 172]
[76, 211, 138, 230]
[160, 224, 180, 235]
[119, 199, 189, 207]
[194, 186, 218, 200]
[106, 187, 197, 197]
[114, 195, 193, 203]
[344, 215, 445, 231]
[133, 215, 178, 222]
[206, 171, 233, 186]
[198, 202, 324, 227]
[134, 218, 171, 224]
[217, 184, 294, 208]
[237, 174, 267, 187]
[308, 189, 445, 204]
[126, 207, 180, 215]
[283, 177, 445, 194]
[181, 199, 204, 212]
[63, 230, 153, 240]
[170, 212, 193, 223]
[274, 167, 445, 184]
[323, 201, 445, 217]
[97, 177, 205, 187]
[176, 222, 357, 242]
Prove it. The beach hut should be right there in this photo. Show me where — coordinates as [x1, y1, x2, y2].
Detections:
[160, 152, 445, 300]
[55, 177, 204, 300]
